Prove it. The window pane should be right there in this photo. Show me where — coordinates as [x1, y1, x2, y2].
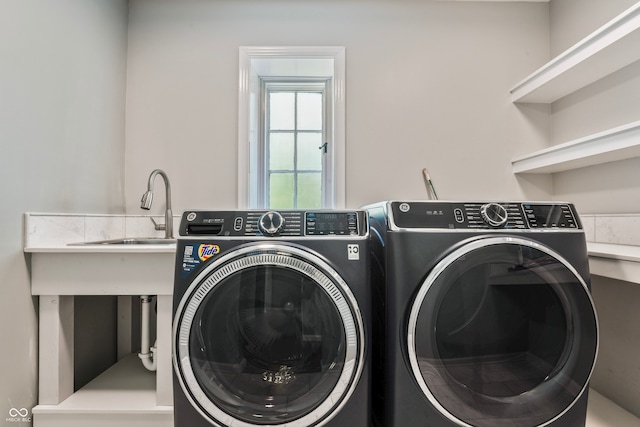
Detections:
[297, 173, 322, 209]
[269, 173, 294, 209]
[297, 92, 322, 130]
[270, 92, 295, 130]
[269, 133, 294, 170]
[297, 133, 323, 171]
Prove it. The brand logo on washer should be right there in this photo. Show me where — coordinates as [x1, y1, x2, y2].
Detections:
[198, 244, 220, 261]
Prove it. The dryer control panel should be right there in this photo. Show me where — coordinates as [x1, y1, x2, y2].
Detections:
[390, 201, 580, 230]
[179, 210, 367, 237]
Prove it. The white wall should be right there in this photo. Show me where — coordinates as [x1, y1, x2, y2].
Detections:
[0, 0, 128, 421]
[549, 0, 640, 417]
[125, 0, 551, 215]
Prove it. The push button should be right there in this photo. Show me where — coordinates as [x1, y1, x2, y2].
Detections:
[233, 217, 243, 232]
[454, 208, 464, 223]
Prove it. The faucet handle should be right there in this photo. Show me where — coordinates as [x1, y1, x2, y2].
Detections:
[150, 217, 166, 231]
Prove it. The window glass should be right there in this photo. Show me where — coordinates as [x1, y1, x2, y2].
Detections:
[297, 92, 323, 130]
[269, 92, 295, 130]
[298, 173, 322, 209]
[269, 133, 295, 170]
[269, 172, 295, 209]
[297, 132, 323, 170]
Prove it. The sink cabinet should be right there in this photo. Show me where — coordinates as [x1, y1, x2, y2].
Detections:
[24, 213, 176, 427]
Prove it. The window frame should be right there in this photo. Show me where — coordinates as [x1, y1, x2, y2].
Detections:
[261, 78, 331, 209]
[238, 46, 346, 209]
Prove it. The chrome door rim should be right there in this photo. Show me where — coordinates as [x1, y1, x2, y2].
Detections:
[173, 243, 365, 427]
[407, 236, 598, 427]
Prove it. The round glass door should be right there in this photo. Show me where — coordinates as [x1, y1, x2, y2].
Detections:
[408, 236, 598, 427]
[174, 244, 365, 427]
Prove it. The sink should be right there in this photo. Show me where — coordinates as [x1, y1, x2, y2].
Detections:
[68, 238, 176, 246]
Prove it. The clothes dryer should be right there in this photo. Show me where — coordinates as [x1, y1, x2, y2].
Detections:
[172, 210, 371, 427]
[366, 201, 598, 427]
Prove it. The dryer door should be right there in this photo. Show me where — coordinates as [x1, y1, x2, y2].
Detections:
[174, 243, 365, 427]
[407, 236, 598, 427]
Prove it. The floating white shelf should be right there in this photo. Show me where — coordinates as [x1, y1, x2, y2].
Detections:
[512, 120, 640, 174]
[510, 1, 640, 103]
[587, 242, 640, 284]
[32, 354, 173, 427]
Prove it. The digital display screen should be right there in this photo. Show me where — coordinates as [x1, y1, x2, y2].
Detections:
[524, 204, 577, 228]
[533, 205, 559, 225]
[306, 212, 355, 235]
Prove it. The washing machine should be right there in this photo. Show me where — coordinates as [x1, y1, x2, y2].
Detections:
[172, 209, 371, 427]
[366, 201, 598, 427]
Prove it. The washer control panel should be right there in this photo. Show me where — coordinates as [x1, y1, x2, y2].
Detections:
[179, 210, 367, 237]
[391, 201, 580, 230]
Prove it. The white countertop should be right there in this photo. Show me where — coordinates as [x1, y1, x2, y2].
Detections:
[23, 212, 179, 253]
[588, 242, 640, 263]
[24, 243, 176, 254]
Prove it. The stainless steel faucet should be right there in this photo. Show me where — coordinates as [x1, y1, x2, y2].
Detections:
[140, 169, 173, 239]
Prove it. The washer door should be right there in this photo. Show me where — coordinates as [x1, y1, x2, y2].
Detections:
[408, 236, 598, 427]
[174, 243, 365, 427]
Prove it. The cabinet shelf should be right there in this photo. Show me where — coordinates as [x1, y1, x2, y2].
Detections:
[587, 242, 640, 284]
[512, 120, 640, 174]
[510, 1, 640, 103]
[32, 354, 172, 427]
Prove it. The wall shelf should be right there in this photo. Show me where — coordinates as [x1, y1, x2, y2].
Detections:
[512, 120, 640, 174]
[510, 2, 640, 103]
[587, 242, 640, 284]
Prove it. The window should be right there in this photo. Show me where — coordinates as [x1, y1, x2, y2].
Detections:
[263, 80, 329, 209]
[238, 47, 346, 209]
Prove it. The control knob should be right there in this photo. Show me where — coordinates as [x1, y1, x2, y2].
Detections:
[480, 203, 508, 228]
[258, 211, 285, 236]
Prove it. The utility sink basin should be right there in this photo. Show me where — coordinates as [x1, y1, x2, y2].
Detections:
[68, 238, 176, 246]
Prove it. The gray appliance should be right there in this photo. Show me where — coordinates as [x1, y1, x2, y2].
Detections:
[366, 201, 598, 427]
[172, 210, 371, 427]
